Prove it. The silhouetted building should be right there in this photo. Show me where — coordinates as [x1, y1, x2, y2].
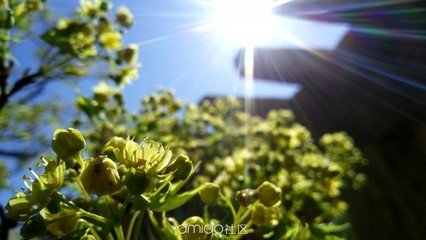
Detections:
[235, 1, 426, 239]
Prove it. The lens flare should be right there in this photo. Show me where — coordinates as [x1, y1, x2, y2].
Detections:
[207, 0, 282, 46]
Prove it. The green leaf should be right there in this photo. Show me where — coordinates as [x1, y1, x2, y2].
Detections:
[151, 184, 205, 212]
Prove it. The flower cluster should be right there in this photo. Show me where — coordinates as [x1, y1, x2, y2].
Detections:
[41, 0, 139, 85]
[67, 90, 366, 239]
[6, 128, 212, 239]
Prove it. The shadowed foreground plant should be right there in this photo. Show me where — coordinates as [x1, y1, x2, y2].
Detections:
[5, 128, 214, 239]
[6, 114, 366, 239]
[6, 89, 366, 239]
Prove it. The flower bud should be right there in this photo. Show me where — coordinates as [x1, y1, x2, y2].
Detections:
[25, 0, 43, 12]
[256, 181, 282, 207]
[116, 6, 133, 28]
[20, 214, 47, 239]
[80, 156, 121, 196]
[180, 216, 207, 240]
[199, 183, 219, 205]
[51, 128, 85, 165]
[47, 199, 61, 214]
[100, 0, 111, 11]
[166, 154, 193, 181]
[235, 189, 256, 206]
[104, 136, 126, 151]
[125, 169, 150, 195]
[118, 44, 138, 64]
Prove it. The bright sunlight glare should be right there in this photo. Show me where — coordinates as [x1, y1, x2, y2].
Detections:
[207, 0, 285, 46]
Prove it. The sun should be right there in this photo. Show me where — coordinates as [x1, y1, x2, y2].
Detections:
[207, 0, 283, 46]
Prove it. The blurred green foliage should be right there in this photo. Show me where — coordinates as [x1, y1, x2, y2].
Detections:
[0, 0, 139, 185]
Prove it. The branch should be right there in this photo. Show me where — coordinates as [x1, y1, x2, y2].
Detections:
[0, 69, 43, 112]
[8, 70, 43, 97]
[0, 149, 37, 158]
[16, 75, 54, 104]
[0, 60, 12, 112]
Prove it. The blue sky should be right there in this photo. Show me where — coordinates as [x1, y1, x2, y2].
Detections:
[45, 0, 348, 110]
[1, 0, 348, 204]
[119, 0, 348, 109]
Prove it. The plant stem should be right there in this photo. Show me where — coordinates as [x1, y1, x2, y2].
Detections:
[126, 211, 141, 240]
[52, 192, 112, 226]
[133, 211, 144, 240]
[89, 227, 102, 240]
[119, 194, 133, 222]
[114, 224, 125, 240]
[220, 193, 237, 221]
[80, 210, 111, 226]
[105, 195, 125, 240]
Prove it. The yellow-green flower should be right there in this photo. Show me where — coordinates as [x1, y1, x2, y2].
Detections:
[93, 82, 119, 104]
[107, 137, 172, 175]
[6, 160, 66, 220]
[321, 177, 342, 197]
[100, 31, 122, 51]
[250, 203, 279, 228]
[79, 0, 102, 18]
[116, 65, 139, 85]
[57, 19, 71, 29]
[69, 32, 97, 57]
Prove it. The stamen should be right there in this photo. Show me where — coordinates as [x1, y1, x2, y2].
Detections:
[29, 168, 41, 181]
